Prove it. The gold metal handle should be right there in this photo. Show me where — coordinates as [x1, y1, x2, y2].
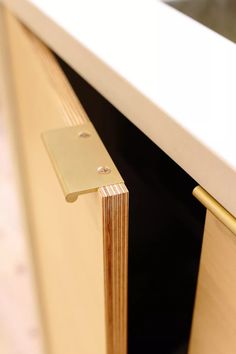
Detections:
[193, 186, 236, 235]
[42, 122, 123, 202]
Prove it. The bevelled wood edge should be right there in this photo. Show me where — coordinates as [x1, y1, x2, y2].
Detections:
[193, 186, 236, 235]
[99, 184, 129, 354]
[23, 24, 89, 126]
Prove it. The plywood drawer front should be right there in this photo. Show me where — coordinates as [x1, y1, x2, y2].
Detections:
[4, 9, 128, 354]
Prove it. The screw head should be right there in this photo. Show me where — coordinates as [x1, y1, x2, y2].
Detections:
[97, 166, 111, 175]
[78, 131, 91, 138]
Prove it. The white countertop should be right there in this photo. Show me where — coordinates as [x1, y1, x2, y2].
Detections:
[3, 0, 236, 216]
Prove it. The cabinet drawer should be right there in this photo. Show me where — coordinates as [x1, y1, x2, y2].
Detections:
[3, 9, 128, 354]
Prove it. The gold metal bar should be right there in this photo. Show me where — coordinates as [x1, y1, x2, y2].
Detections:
[42, 122, 124, 202]
[193, 186, 236, 235]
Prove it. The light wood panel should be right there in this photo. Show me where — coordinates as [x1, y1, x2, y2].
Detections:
[4, 9, 128, 354]
[189, 201, 236, 353]
[0, 5, 45, 354]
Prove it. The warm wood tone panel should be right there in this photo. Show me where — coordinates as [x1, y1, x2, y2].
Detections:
[5, 9, 128, 354]
[189, 207, 236, 354]
[0, 5, 45, 353]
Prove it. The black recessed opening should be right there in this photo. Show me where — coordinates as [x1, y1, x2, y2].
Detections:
[56, 55, 205, 354]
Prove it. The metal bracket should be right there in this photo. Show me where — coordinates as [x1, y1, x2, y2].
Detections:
[42, 122, 123, 202]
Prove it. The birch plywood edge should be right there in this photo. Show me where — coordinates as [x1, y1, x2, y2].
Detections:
[5, 8, 128, 354]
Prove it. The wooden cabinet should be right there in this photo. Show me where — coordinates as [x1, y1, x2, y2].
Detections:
[2, 5, 236, 354]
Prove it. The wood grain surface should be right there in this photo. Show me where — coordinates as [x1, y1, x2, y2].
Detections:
[4, 9, 128, 354]
[190, 195, 236, 353]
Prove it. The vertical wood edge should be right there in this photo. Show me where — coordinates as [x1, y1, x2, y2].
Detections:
[99, 183, 129, 354]
[1, 7, 47, 354]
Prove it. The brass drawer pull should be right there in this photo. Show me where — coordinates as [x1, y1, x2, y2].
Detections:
[42, 122, 123, 202]
[193, 186, 236, 234]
